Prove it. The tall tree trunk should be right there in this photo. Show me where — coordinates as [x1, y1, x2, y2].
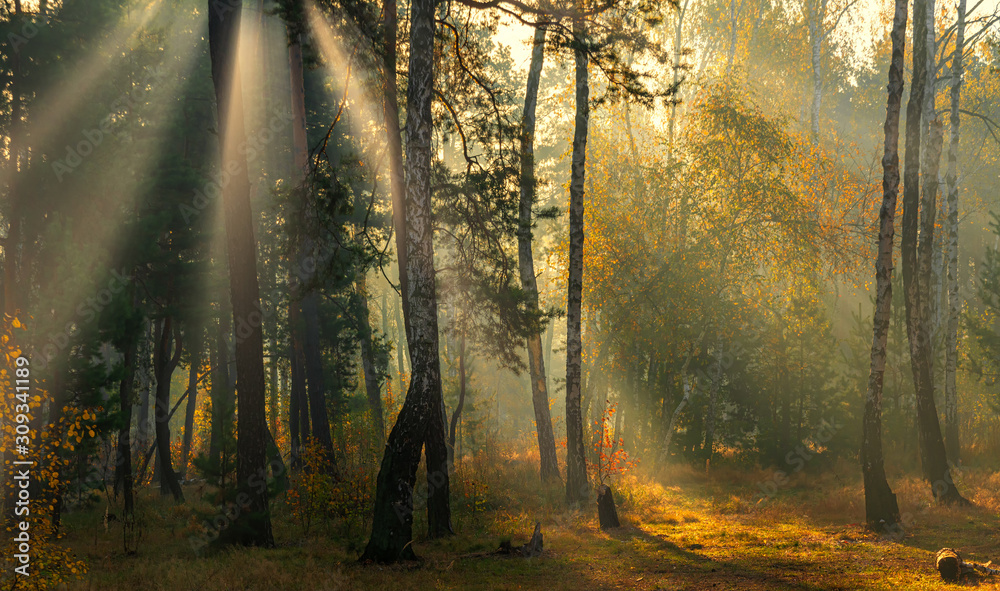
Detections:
[565, 13, 590, 506]
[943, 0, 966, 465]
[289, 326, 307, 468]
[3, 0, 24, 318]
[301, 292, 337, 470]
[518, 25, 560, 483]
[287, 25, 338, 477]
[209, 311, 234, 478]
[154, 316, 184, 501]
[383, 0, 409, 331]
[114, 323, 138, 516]
[268, 333, 279, 440]
[137, 320, 153, 462]
[362, 0, 452, 562]
[702, 337, 724, 465]
[181, 323, 203, 480]
[667, 0, 690, 152]
[208, 0, 274, 547]
[807, 0, 826, 143]
[862, 0, 905, 527]
[900, 0, 966, 505]
[357, 273, 386, 440]
[448, 332, 467, 467]
[394, 288, 408, 379]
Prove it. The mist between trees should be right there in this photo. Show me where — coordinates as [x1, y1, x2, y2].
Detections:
[2, 0, 1000, 588]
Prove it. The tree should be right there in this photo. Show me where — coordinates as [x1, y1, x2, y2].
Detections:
[860, 0, 905, 529]
[518, 24, 561, 484]
[565, 7, 592, 505]
[207, 0, 274, 547]
[899, 0, 967, 505]
[802, 0, 857, 142]
[153, 316, 184, 501]
[943, 0, 967, 465]
[362, 0, 452, 562]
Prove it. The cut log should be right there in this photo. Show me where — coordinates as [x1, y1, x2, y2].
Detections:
[937, 548, 962, 582]
[936, 548, 1000, 581]
[597, 484, 621, 530]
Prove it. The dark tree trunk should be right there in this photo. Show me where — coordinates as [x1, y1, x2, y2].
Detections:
[301, 291, 337, 474]
[209, 309, 234, 479]
[448, 333, 467, 466]
[181, 322, 203, 480]
[289, 329, 304, 468]
[861, 0, 906, 529]
[154, 316, 184, 501]
[357, 274, 386, 440]
[286, 26, 338, 477]
[597, 484, 621, 529]
[137, 321, 153, 459]
[208, 0, 274, 547]
[565, 12, 590, 505]
[362, 0, 451, 561]
[900, 0, 967, 505]
[383, 0, 409, 331]
[3, 0, 24, 318]
[286, 24, 309, 473]
[114, 329, 138, 516]
[518, 25, 560, 484]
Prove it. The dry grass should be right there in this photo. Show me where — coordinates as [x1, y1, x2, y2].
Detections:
[51, 458, 1000, 591]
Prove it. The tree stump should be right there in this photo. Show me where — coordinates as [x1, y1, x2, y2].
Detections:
[495, 522, 543, 557]
[937, 548, 962, 582]
[522, 521, 543, 557]
[597, 484, 621, 529]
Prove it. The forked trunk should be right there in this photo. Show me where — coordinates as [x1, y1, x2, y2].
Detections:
[362, 0, 451, 562]
[900, 0, 967, 505]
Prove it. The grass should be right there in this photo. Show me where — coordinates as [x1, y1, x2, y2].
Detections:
[52, 457, 1000, 591]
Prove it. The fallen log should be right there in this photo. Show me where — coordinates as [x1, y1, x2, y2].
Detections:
[936, 548, 1000, 582]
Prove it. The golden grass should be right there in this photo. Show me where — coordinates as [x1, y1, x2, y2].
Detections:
[52, 459, 1000, 591]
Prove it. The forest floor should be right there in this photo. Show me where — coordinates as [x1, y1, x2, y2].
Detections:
[54, 455, 1000, 591]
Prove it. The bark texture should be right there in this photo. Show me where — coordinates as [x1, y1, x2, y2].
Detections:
[565, 14, 590, 506]
[154, 317, 184, 501]
[943, 0, 966, 465]
[518, 25, 560, 483]
[357, 275, 386, 440]
[362, 0, 451, 562]
[900, 0, 966, 505]
[114, 330, 137, 516]
[861, 0, 905, 529]
[181, 324, 202, 480]
[208, 0, 274, 546]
